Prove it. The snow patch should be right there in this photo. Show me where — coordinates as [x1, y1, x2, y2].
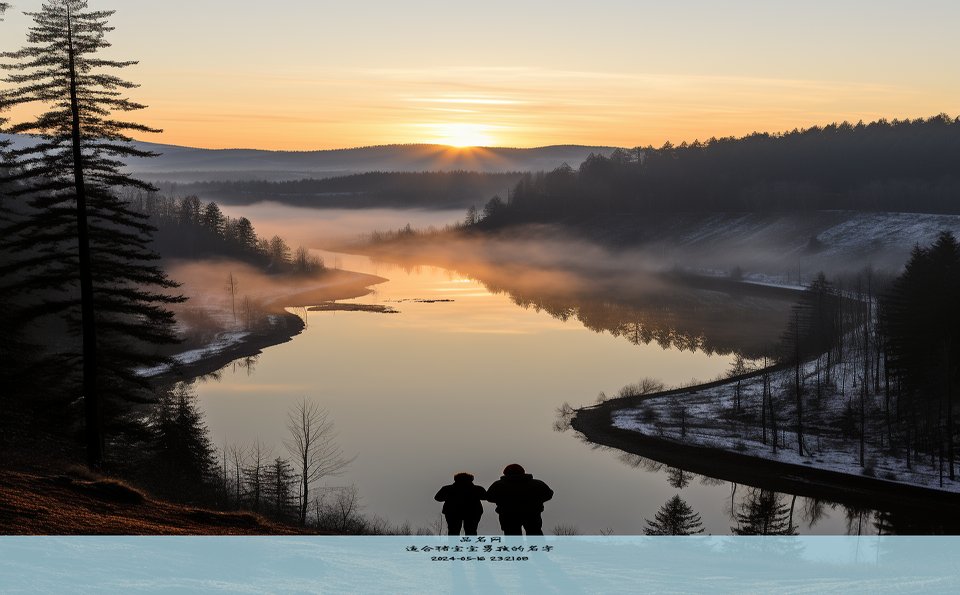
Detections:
[609, 355, 960, 494]
[134, 331, 251, 377]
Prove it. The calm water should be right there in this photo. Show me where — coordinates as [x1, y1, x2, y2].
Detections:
[191, 244, 867, 535]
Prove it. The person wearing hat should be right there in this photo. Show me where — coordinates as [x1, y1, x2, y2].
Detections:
[434, 472, 487, 536]
[484, 464, 554, 536]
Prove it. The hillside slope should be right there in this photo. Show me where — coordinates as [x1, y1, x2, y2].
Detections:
[563, 210, 960, 276]
[0, 468, 302, 535]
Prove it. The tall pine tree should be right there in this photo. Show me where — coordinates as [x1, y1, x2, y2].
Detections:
[643, 494, 705, 535]
[263, 457, 297, 521]
[731, 489, 797, 535]
[0, 3, 8, 144]
[147, 383, 216, 501]
[0, 0, 183, 468]
[883, 232, 960, 481]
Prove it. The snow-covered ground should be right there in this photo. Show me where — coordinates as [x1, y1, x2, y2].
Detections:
[134, 330, 251, 377]
[671, 211, 960, 257]
[601, 210, 960, 282]
[609, 355, 960, 494]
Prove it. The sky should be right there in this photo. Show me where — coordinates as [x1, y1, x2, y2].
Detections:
[2, 0, 959, 150]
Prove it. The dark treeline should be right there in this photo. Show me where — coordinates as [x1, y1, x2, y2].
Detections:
[594, 233, 959, 496]
[127, 193, 324, 274]
[159, 170, 524, 210]
[473, 115, 960, 229]
[1, 1, 183, 469]
[700, 233, 960, 485]
[883, 232, 960, 484]
[0, 0, 323, 526]
[0, 3, 393, 536]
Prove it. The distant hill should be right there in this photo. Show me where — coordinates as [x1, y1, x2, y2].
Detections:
[165, 171, 527, 209]
[1, 134, 618, 182]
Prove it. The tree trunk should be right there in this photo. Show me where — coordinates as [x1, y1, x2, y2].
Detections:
[300, 454, 309, 526]
[859, 380, 866, 467]
[789, 495, 797, 533]
[68, 8, 101, 470]
[884, 351, 892, 448]
[874, 338, 881, 393]
[761, 369, 768, 444]
[906, 426, 911, 470]
[826, 345, 832, 386]
[795, 312, 804, 456]
[771, 389, 778, 455]
[947, 345, 955, 481]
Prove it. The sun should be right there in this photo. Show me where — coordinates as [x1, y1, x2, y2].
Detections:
[430, 123, 496, 148]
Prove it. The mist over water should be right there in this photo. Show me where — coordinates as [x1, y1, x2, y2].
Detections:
[173, 205, 955, 535]
[183, 209, 867, 534]
[218, 202, 464, 248]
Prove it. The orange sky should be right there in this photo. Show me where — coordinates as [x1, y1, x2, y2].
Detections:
[3, 1, 959, 150]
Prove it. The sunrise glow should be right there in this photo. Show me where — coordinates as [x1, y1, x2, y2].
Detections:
[1, 0, 957, 151]
[425, 123, 497, 148]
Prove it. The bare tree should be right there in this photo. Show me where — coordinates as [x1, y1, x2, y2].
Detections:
[243, 439, 269, 512]
[226, 273, 238, 325]
[315, 485, 365, 533]
[285, 399, 355, 526]
[228, 443, 247, 508]
[240, 295, 264, 331]
[728, 354, 749, 411]
[292, 246, 323, 274]
[464, 205, 478, 226]
[553, 524, 581, 535]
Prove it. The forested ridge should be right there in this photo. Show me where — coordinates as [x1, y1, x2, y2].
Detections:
[160, 170, 524, 210]
[473, 115, 960, 229]
[128, 193, 324, 274]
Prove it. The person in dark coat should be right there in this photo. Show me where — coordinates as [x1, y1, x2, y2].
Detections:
[484, 464, 554, 536]
[434, 472, 487, 536]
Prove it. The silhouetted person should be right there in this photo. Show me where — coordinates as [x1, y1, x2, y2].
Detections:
[485, 464, 553, 536]
[434, 472, 487, 536]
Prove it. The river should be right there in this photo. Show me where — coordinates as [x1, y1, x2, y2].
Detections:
[190, 221, 869, 534]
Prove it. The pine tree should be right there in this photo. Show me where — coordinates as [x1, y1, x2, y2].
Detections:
[643, 494, 704, 535]
[268, 235, 291, 268]
[0, 2, 9, 147]
[263, 456, 297, 521]
[148, 384, 216, 499]
[242, 440, 268, 513]
[0, 0, 183, 467]
[883, 232, 960, 481]
[731, 489, 797, 535]
[226, 216, 258, 254]
[200, 201, 225, 238]
[666, 467, 692, 489]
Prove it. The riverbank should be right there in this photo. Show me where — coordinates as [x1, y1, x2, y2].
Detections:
[572, 361, 960, 521]
[142, 267, 387, 385]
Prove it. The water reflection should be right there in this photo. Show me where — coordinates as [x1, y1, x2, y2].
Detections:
[666, 467, 693, 490]
[615, 450, 960, 535]
[731, 489, 798, 535]
[373, 254, 795, 358]
[189, 249, 919, 535]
